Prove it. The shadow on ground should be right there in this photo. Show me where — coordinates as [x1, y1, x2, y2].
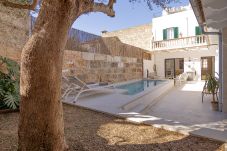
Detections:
[0, 104, 225, 151]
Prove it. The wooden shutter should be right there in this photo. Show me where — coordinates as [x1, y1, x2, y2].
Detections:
[163, 29, 167, 40]
[195, 26, 202, 35]
[174, 27, 179, 38]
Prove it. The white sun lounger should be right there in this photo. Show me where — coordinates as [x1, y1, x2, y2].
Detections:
[61, 76, 115, 103]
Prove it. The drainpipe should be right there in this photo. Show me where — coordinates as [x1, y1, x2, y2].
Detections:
[201, 25, 223, 112]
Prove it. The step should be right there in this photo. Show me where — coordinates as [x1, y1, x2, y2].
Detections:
[190, 128, 227, 143]
[129, 104, 147, 113]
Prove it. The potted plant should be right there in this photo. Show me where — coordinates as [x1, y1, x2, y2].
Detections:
[207, 74, 219, 111]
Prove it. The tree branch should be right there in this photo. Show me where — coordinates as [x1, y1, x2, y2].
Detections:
[0, 0, 38, 10]
[92, 0, 116, 17]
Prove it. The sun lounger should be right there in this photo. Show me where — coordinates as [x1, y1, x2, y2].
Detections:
[61, 76, 115, 103]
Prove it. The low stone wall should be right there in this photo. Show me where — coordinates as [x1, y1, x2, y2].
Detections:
[63, 50, 143, 83]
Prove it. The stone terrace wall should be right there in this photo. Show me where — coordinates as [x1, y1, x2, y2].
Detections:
[102, 23, 152, 51]
[63, 50, 143, 83]
[0, 4, 29, 62]
[80, 37, 144, 59]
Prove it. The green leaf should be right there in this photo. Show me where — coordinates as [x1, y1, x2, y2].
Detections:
[3, 92, 19, 110]
[0, 56, 20, 110]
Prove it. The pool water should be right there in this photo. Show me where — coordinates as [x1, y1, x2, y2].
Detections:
[116, 80, 165, 95]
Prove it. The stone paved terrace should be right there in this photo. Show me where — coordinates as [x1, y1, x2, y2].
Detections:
[63, 81, 227, 143]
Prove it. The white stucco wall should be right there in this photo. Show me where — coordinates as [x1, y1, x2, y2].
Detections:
[143, 56, 155, 78]
[152, 9, 199, 41]
[222, 27, 227, 112]
[154, 46, 218, 80]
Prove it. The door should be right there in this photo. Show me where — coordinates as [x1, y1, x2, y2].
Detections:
[165, 59, 175, 79]
[165, 58, 184, 79]
[201, 57, 214, 80]
[175, 58, 184, 76]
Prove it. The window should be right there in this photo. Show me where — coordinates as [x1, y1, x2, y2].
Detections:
[167, 28, 174, 39]
[163, 27, 179, 40]
[202, 59, 208, 69]
[179, 59, 184, 70]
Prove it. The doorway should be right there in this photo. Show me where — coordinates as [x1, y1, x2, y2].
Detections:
[201, 57, 215, 80]
[165, 58, 184, 79]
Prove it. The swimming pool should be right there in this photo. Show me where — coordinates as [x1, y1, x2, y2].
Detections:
[116, 80, 166, 95]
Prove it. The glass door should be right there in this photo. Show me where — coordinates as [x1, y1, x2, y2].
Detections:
[165, 59, 175, 79]
[165, 58, 184, 79]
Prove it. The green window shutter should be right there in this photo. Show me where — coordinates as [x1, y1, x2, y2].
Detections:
[174, 27, 179, 38]
[195, 26, 202, 35]
[163, 29, 167, 40]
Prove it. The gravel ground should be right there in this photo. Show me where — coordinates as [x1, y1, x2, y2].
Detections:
[0, 104, 225, 151]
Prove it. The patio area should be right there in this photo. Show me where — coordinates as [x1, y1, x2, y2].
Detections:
[143, 81, 227, 142]
[63, 81, 227, 142]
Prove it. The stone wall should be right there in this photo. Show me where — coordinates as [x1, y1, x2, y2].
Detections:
[80, 37, 144, 59]
[102, 23, 152, 51]
[0, 4, 29, 62]
[63, 50, 143, 83]
[0, 6, 146, 84]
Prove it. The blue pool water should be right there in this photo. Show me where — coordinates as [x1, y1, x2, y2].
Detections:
[116, 80, 165, 95]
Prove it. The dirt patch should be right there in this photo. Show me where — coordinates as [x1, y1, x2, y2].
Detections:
[0, 104, 225, 151]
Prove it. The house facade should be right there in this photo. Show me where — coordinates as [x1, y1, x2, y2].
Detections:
[151, 5, 218, 80]
[102, 5, 219, 81]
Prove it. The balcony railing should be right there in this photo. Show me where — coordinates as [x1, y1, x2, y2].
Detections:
[152, 35, 209, 51]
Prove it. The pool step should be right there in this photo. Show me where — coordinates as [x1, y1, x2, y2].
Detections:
[122, 81, 175, 113]
[129, 104, 147, 113]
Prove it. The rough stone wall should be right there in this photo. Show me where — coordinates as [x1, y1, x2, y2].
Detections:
[102, 23, 152, 51]
[0, 4, 29, 62]
[64, 35, 147, 83]
[63, 50, 143, 83]
[80, 37, 144, 59]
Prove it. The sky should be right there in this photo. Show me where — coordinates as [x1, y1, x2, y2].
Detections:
[72, 0, 190, 35]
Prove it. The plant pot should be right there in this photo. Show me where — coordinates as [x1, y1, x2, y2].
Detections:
[211, 101, 219, 111]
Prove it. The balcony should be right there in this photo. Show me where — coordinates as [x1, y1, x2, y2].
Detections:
[152, 35, 209, 51]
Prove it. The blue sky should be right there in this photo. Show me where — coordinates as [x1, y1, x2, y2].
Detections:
[73, 0, 189, 35]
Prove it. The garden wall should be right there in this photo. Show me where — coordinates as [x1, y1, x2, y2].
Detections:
[64, 35, 149, 83]
[63, 50, 143, 83]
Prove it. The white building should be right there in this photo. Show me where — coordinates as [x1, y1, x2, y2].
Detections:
[151, 5, 219, 80]
[102, 5, 219, 81]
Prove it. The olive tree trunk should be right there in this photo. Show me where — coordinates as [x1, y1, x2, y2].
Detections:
[14, 0, 115, 150]
[18, 1, 78, 150]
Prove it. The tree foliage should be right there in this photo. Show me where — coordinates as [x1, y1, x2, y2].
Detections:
[4, 0, 176, 12]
